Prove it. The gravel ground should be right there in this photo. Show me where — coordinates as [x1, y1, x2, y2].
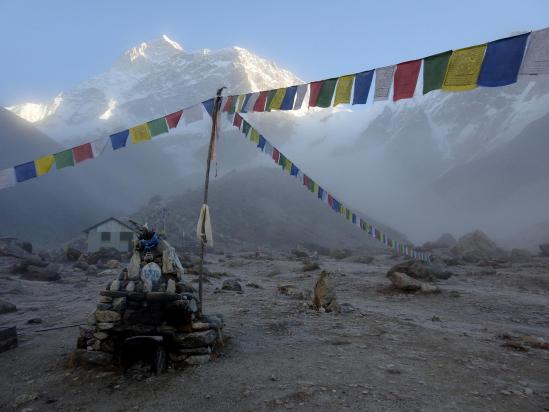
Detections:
[1, 253, 548, 411]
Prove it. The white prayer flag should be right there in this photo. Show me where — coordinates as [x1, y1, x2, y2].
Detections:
[196, 204, 213, 247]
[374, 65, 395, 101]
[183, 103, 204, 125]
[91, 136, 110, 158]
[244, 92, 260, 112]
[293, 84, 308, 110]
[520, 28, 549, 76]
[0, 168, 16, 190]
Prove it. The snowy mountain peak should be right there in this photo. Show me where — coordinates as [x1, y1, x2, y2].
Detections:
[117, 35, 185, 67]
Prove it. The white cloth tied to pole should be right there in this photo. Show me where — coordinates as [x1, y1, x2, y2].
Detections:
[0, 168, 16, 190]
[196, 204, 213, 247]
[183, 103, 204, 125]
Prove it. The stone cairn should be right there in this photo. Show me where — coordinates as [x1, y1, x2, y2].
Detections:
[74, 235, 224, 371]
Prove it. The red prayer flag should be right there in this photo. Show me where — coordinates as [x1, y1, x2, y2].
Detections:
[223, 96, 234, 112]
[233, 113, 243, 128]
[73, 143, 93, 163]
[327, 193, 333, 207]
[253, 91, 269, 112]
[165, 110, 183, 129]
[308, 81, 323, 107]
[393, 59, 422, 101]
[272, 148, 280, 163]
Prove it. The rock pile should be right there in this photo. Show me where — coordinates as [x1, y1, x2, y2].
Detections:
[387, 260, 450, 293]
[311, 271, 340, 313]
[74, 239, 224, 371]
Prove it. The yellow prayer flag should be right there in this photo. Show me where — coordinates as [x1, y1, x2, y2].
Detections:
[269, 88, 286, 111]
[334, 75, 354, 106]
[130, 123, 152, 144]
[35, 154, 55, 176]
[442, 44, 487, 92]
[284, 159, 292, 173]
[250, 128, 260, 144]
[237, 95, 246, 112]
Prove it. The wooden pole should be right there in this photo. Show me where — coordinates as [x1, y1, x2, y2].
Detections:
[198, 87, 224, 316]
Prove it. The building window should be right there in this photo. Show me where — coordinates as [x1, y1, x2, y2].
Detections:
[101, 232, 111, 241]
[120, 232, 133, 241]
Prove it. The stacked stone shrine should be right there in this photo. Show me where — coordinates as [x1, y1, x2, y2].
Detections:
[74, 233, 223, 371]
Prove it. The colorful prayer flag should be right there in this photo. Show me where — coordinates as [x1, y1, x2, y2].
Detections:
[294, 84, 308, 110]
[353, 70, 374, 104]
[165, 110, 183, 129]
[272, 148, 280, 163]
[308, 81, 323, 107]
[202, 98, 215, 117]
[228, 95, 238, 114]
[236, 95, 246, 112]
[130, 123, 152, 144]
[110, 130, 129, 150]
[393, 60, 421, 101]
[72, 143, 93, 164]
[233, 113, 243, 128]
[91, 137, 109, 157]
[265, 89, 277, 111]
[221, 96, 231, 112]
[442, 44, 487, 91]
[242, 121, 251, 136]
[245, 92, 260, 113]
[250, 128, 260, 144]
[54, 149, 74, 169]
[14, 161, 36, 182]
[0, 168, 15, 189]
[269, 88, 286, 111]
[258, 135, 266, 151]
[284, 159, 292, 173]
[316, 78, 338, 107]
[290, 164, 299, 176]
[148, 117, 169, 136]
[35, 155, 55, 176]
[374, 65, 395, 101]
[280, 86, 298, 110]
[478, 33, 529, 87]
[183, 103, 204, 124]
[423, 51, 452, 94]
[520, 28, 549, 76]
[253, 91, 268, 112]
[334, 75, 354, 106]
[239, 94, 252, 113]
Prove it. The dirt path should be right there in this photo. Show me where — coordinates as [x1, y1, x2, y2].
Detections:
[1, 254, 548, 411]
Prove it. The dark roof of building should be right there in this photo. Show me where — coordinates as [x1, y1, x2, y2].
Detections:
[83, 217, 136, 234]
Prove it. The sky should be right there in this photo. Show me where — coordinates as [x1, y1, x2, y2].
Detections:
[0, 0, 548, 105]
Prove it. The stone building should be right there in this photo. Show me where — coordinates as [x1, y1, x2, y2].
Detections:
[84, 217, 136, 253]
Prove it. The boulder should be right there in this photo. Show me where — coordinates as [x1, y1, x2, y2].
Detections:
[278, 284, 309, 300]
[539, 244, 549, 257]
[65, 247, 82, 262]
[387, 271, 439, 293]
[175, 329, 218, 348]
[303, 262, 320, 272]
[387, 260, 452, 282]
[0, 326, 18, 353]
[21, 264, 60, 282]
[221, 279, 242, 292]
[450, 230, 507, 263]
[73, 260, 89, 271]
[311, 271, 340, 313]
[105, 259, 120, 269]
[330, 249, 352, 260]
[86, 265, 98, 275]
[94, 310, 121, 323]
[0, 300, 16, 315]
[0, 238, 36, 260]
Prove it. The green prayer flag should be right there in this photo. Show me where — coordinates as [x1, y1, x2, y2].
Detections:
[147, 118, 169, 137]
[423, 51, 452, 94]
[279, 154, 286, 167]
[315, 78, 338, 107]
[228, 96, 237, 114]
[54, 149, 74, 169]
[242, 121, 251, 136]
[265, 89, 278, 112]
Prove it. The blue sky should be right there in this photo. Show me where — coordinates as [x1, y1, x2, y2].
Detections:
[0, 0, 548, 105]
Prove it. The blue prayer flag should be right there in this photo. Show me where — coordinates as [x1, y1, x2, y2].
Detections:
[352, 213, 357, 224]
[290, 164, 299, 176]
[257, 135, 266, 151]
[239, 94, 252, 113]
[318, 187, 324, 200]
[14, 161, 37, 182]
[280, 86, 298, 110]
[202, 98, 215, 117]
[478, 33, 529, 87]
[353, 70, 374, 104]
[110, 130, 129, 150]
